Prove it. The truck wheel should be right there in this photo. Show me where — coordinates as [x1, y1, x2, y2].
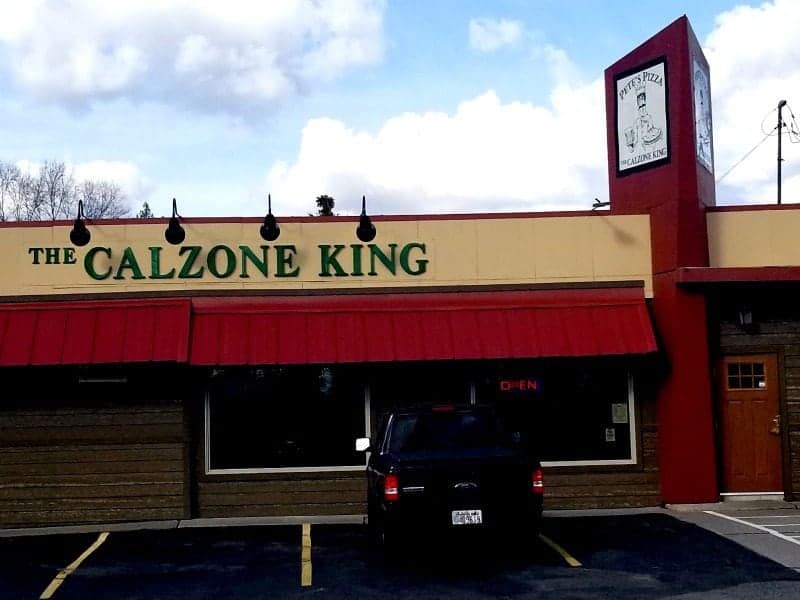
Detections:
[369, 511, 398, 557]
[367, 502, 388, 549]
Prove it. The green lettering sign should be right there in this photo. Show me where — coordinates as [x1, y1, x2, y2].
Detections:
[275, 245, 300, 278]
[318, 244, 348, 277]
[369, 244, 397, 276]
[28, 248, 43, 265]
[240, 245, 269, 278]
[85, 247, 113, 280]
[149, 247, 176, 279]
[350, 244, 364, 276]
[52, 240, 428, 283]
[114, 247, 146, 280]
[63, 247, 77, 265]
[400, 242, 428, 275]
[207, 245, 236, 278]
[178, 246, 205, 279]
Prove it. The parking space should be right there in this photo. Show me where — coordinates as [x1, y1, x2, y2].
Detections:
[2, 514, 800, 599]
[677, 506, 800, 573]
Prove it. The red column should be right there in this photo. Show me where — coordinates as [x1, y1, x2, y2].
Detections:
[605, 16, 719, 503]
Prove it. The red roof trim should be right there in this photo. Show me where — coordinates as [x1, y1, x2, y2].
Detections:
[0, 209, 612, 229]
[708, 204, 800, 213]
[678, 266, 800, 284]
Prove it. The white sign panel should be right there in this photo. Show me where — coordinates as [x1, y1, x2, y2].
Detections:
[616, 58, 669, 174]
[612, 403, 629, 424]
[692, 57, 713, 173]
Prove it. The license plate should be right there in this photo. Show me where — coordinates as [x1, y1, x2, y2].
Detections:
[451, 509, 483, 525]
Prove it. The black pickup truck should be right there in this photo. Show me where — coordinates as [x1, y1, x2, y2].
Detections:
[356, 405, 543, 550]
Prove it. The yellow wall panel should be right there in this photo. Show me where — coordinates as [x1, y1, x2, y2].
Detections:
[0, 214, 652, 298]
[708, 210, 800, 268]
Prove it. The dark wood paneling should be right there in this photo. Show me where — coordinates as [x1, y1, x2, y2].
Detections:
[0, 507, 182, 528]
[200, 489, 365, 507]
[197, 476, 368, 517]
[0, 444, 183, 465]
[0, 403, 189, 528]
[200, 503, 366, 519]
[0, 482, 184, 500]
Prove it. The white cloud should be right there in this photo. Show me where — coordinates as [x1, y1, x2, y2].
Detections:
[469, 18, 523, 53]
[72, 160, 153, 204]
[0, 0, 385, 112]
[704, 0, 800, 204]
[266, 0, 800, 216]
[266, 79, 608, 215]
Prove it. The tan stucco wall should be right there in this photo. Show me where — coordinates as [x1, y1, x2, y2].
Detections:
[708, 209, 800, 268]
[0, 214, 653, 298]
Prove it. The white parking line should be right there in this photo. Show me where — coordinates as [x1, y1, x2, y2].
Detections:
[705, 511, 800, 547]
[738, 515, 800, 519]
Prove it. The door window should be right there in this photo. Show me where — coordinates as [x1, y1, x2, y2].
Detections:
[726, 362, 766, 390]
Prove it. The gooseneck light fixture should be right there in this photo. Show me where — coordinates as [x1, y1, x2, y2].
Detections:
[356, 195, 376, 242]
[165, 198, 186, 245]
[69, 199, 91, 247]
[260, 194, 280, 241]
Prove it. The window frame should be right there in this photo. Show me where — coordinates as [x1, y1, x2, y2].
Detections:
[539, 372, 638, 467]
[204, 384, 372, 475]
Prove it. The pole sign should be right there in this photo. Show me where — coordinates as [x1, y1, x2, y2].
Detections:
[615, 56, 670, 175]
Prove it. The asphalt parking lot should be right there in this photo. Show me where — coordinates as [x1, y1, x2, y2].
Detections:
[3, 513, 800, 599]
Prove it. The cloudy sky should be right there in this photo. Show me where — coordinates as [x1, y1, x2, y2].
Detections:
[0, 0, 798, 218]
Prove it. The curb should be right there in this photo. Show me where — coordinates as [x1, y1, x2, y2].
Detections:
[0, 515, 367, 538]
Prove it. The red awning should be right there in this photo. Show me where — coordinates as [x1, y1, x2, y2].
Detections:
[190, 288, 657, 366]
[0, 299, 191, 366]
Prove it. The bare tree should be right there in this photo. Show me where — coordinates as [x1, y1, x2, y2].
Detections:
[80, 180, 129, 219]
[15, 169, 45, 221]
[0, 162, 18, 221]
[0, 160, 130, 221]
[39, 160, 74, 220]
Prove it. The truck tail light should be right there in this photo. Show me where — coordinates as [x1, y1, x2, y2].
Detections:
[384, 474, 399, 502]
[532, 467, 544, 494]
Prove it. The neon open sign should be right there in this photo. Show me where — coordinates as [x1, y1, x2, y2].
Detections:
[499, 379, 540, 392]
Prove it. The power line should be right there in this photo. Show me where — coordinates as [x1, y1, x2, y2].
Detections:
[716, 128, 775, 184]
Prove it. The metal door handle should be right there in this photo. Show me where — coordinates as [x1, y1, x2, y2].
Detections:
[769, 414, 781, 435]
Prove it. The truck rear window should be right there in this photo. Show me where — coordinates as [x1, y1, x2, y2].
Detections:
[387, 412, 506, 452]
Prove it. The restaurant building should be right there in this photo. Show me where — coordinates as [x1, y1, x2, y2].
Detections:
[0, 16, 797, 529]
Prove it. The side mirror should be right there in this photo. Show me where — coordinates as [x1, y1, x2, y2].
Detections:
[355, 437, 371, 452]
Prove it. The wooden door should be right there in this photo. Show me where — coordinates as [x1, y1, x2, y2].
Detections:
[719, 354, 782, 493]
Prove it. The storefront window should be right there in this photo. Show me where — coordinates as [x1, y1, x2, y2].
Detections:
[206, 366, 366, 472]
[368, 363, 473, 432]
[477, 361, 636, 465]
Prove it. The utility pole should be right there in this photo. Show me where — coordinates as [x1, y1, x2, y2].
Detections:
[778, 99, 786, 205]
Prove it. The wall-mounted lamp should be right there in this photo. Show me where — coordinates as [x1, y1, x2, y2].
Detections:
[69, 199, 91, 246]
[356, 195, 376, 242]
[260, 194, 280, 241]
[165, 198, 185, 245]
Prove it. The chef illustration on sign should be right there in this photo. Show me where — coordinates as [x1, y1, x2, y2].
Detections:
[693, 59, 713, 172]
[616, 59, 669, 172]
[624, 77, 663, 153]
